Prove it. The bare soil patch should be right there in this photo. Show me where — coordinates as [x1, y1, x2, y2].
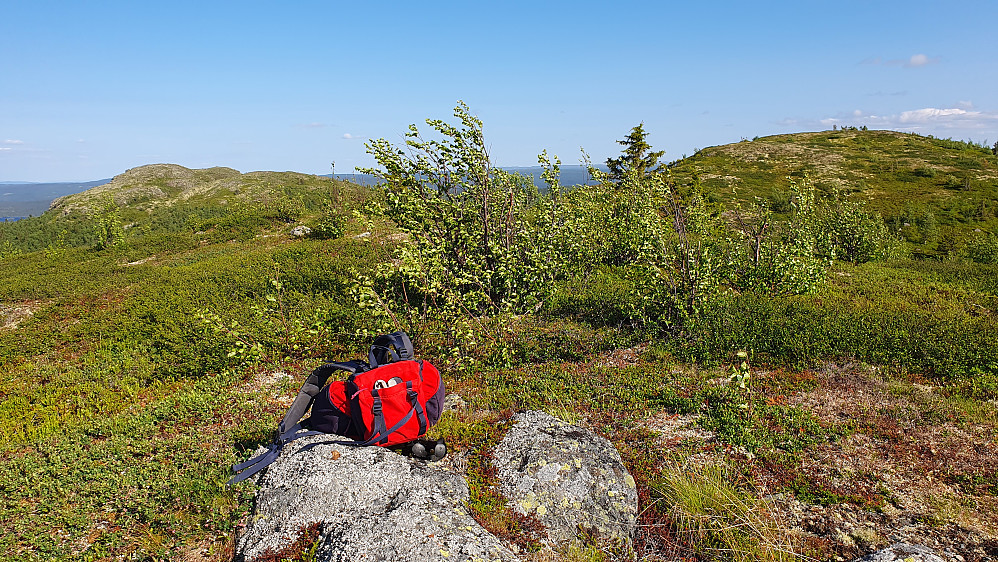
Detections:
[1, 300, 43, 329]
[770, 363, 997, 560]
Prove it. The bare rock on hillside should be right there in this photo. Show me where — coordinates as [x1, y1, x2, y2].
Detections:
[1, 302, 40, 330]
[289, 225, 312, 237]
[492, 411, 638, 548]
[851, 543, 945, 562]
[234, 436, 517, 562]
[48, 164, 247, 214]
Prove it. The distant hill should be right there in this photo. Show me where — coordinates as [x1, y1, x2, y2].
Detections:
[667, 129, 998, 235]
[2, 164, 599, 221]
[1, 163, 370, 253]
[504, 165, 604, 188]
[49, 164, 350, 215]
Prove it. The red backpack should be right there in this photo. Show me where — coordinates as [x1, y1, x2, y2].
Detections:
[229, 332, 445, 484]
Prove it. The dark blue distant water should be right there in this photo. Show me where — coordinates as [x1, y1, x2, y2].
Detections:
[1, 216, 26, 222]
[329, 165, 605, 188]
[0, 179, 110, 217]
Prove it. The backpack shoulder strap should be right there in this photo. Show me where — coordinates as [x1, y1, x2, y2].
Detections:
[277, 362, 350, 437]
[227, 361, 365, 485]
[368, 331, 414, 368]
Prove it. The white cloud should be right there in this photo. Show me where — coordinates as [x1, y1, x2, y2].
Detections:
[342, 133, 358, 140]
[898, 107, 969, 123]
[901, 53, 939, 67]
[301, 122, 326, 128]
[776, 118, 803, 127]
[0, 147, 11, 152]
[3, 139, 23, 145]
[818, 106, 998, 132]
[862, 54, 939, 68]
[786, 104, 998, 143]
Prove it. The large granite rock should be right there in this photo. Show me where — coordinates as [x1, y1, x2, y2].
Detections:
[235, 436, 517, 562]
[491, 411, 638, 547]
[851, 543, 946, 562]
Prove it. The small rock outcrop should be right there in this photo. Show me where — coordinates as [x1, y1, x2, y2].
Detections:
[235, 436, 517, 562]
[492, 411, 638, 547]
[851, 543, 946, 562]
[289, 225, 312, 237]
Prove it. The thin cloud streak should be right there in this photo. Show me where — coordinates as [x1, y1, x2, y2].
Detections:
[859, 54, 940, 68]
[818, 106, 998, 131]
[867, 90, 908, 97]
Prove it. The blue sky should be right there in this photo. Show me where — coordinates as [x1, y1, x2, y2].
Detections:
[2, 1, 995, 182]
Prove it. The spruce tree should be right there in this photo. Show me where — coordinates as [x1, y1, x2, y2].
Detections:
[606, 123, 665, 181]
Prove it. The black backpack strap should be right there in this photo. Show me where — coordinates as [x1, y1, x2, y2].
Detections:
[407, 379, 428, 436]
[368, 331, 413, 368]
[227, 361, 364, 485]
[227, 422, 324, 484]
[276, 363, 343, 437]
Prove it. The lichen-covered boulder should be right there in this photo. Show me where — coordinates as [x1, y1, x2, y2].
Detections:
[492, 411, 638, 547]
[235, 436, 517, 562]
[851, 543, 945, 562]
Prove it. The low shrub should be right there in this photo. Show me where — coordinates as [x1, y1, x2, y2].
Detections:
[545, 266, 645, 327]
[965, 231, 998, 264]
[681, 288, 998, 380]
[306, 212, 345, 240]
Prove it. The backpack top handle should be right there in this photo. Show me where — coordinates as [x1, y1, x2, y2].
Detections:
[368, 331, 414, 368]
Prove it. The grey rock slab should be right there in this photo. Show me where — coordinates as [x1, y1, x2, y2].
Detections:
[492, 411, 638, 547]
[235, 435, 516, 562]
[851, 543, 946, 562]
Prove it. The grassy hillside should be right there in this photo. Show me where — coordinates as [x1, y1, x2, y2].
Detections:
[670, 130, 998, 256]
[1, 127, 996, 561]
[0, 164, 370, 255]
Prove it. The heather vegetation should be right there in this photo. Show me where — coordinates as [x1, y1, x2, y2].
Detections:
[1, 105, 996, 561]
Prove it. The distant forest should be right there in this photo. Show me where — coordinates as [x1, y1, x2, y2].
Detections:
[0, 179, 110, 219]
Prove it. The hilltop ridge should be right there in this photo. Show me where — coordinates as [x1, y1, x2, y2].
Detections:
[669, 129, 998, 236]
[49, 164, 328, 215]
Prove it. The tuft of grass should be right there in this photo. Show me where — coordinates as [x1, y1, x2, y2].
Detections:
[654, 462, 801, 562]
